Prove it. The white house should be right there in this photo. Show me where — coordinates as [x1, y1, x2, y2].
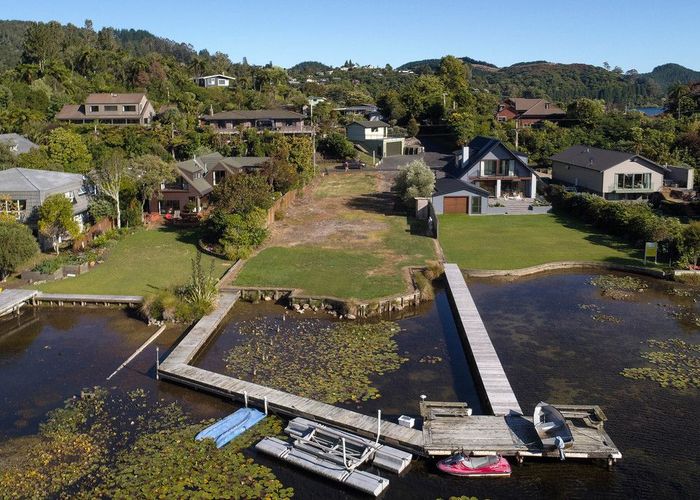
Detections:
[550, 145, 675, 200]
[345, 121, 404, 157]
[194, 74, 235, 88]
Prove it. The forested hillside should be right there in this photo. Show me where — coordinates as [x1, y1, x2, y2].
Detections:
[0, 19, 698, 177]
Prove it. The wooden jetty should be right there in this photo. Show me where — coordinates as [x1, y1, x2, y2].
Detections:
[420, 401, 621, 461]
[158, 268, 621, 464]
[0, 289, 38, 316]
[443, 263, 522, 416]
[33, 292, 143, 307]
[158, 291, 424, 453]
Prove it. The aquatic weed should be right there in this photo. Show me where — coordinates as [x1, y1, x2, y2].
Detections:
[621, 339, 700, 390]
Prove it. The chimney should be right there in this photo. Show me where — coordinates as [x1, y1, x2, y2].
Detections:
[461, 146, 470, 166]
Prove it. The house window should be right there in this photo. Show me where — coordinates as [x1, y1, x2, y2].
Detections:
[497, 160, 514, 176]
[482, 160, 497, 176]
[213, 170, 225, 185]
[89, 105, 99, 112]
[218, 79, 227, 85]
[497, 116, 507, 122]
[163, 200, 180, 213]
[616, 173, 651, 189]
[104, 105, 118, 112]
[0, 199, 25, 213]
[371, 127, 378, 132]
[123, 105, 136, 112]
[470, 196, 482, 214]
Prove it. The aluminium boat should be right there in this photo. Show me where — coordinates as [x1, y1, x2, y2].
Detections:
[533, 401, 574, 459]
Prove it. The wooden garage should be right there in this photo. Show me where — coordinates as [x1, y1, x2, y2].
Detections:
[443, 196, 468, 213]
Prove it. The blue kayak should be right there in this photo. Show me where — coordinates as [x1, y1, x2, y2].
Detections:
[215, 408, 266, 448]
[195, 408, 265, 443]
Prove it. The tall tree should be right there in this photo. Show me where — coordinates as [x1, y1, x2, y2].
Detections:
[0, 221, 39, 280]
[47, 128, 93, 173]
[38, 194, 80, 254]
[129, 154, 175, 210]
[91, 151, 128, 228]
[21, 21, 64, 72]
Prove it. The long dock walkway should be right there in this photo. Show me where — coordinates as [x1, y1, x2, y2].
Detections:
[0, 289, 38, 316]
[443, 263, 522, 416]
[158, 290, 424, 453]
[33, 292, 143, 306]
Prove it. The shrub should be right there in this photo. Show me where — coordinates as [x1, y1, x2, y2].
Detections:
[393, 159, 435, 205]
[0, 222, 39, 280]
[217, 208, 268, 260]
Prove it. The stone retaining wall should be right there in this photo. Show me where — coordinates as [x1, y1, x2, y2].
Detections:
[463, 261, 668, 279]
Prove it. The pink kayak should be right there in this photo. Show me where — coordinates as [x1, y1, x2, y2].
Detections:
[437, 453, 511, 477]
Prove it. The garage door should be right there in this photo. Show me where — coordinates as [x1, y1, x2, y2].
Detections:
[385, 141, 403, 157]
[443, 196, 468, 214]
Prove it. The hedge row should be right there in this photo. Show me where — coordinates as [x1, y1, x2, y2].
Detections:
[545, 185, 700, 266]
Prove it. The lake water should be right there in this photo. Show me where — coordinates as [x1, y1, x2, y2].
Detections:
[634, 107, 665, 117]
[1, 271, 698, 498]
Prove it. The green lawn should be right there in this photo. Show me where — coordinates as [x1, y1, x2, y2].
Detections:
[439, 213, 647, 270]
[235, 172, 436, 300]
[235, 216, 436, 300]
[35, 227, 229, 296]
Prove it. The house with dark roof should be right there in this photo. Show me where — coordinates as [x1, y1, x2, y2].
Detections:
[451, 136, 538, 199]
[56, 93, 156, 125]
[496, 98, 565, 126]
[345, 120, 404, 157]
[550, 145, 679, 200]
[334, 104, 383, 120]
[152, 153, 269, 215]
[194, 74, 235, 88]
[431, 177, 490, 215]
[200, 109, 312, 135]
[0, 133, 39, 155]
[0, 168, 90, 228]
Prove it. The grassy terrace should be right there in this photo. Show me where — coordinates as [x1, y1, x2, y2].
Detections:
[439, 213, 648, 270]
[234, 173, 436, 300]
[36, 227, 229, 296]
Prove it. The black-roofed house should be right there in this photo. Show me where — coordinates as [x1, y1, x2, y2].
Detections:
[345, 120, 404, 157]
[451, 136, 538, 199]
[550, 145, 683, 200]
[152, 153, 269, 215]
[200, 109, 312, 135]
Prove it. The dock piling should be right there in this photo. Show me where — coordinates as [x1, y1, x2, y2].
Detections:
[244, 390, 248, 407]
[156, 347, 160, 380]
[264, 396, 268, 415]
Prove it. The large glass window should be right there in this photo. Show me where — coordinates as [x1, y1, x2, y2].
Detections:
[617, 173, 651, 189]
[89, 105, 99, 112]
[498, 160, 514, 176]
[123, 105, 136, 112]
[104, 105, 118, 112]
[482, 160, 497, 176]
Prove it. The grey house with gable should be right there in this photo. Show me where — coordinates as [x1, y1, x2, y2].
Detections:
[550, 145, 684, 200]
[0, 168, 90, 228]
[0, 133, 39, 155]
[451, 136, 537, 199]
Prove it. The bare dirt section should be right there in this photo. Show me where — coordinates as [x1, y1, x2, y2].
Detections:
[266, 172, 395, 250]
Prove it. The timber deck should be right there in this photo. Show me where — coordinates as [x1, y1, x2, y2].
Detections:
[421, 405, 621, 459]
[158, 290, 424, 453]
[0, 289, 38, 316]
[157, 269, 621, 462]
[443, 263, 522, 416]
[33, 292, 143, 306]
